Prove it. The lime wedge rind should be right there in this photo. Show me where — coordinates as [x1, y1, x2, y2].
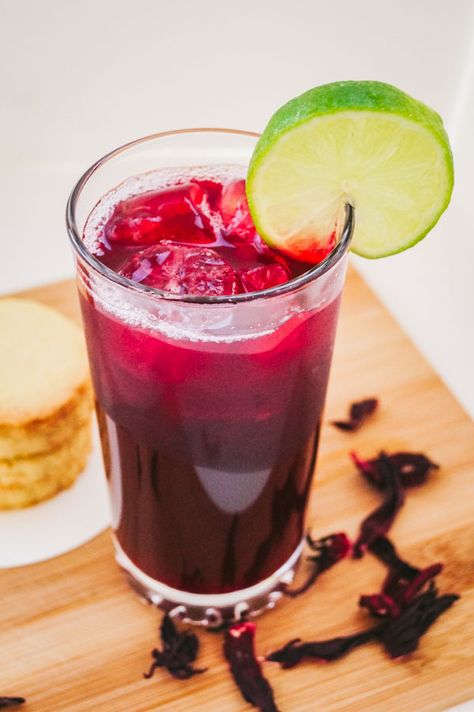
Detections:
[247, 81, 454, 260]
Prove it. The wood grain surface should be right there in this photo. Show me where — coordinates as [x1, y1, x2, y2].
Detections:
[1, 269, 473, 712]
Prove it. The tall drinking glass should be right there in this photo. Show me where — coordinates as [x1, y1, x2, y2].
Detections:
[66, 129, 353, 627]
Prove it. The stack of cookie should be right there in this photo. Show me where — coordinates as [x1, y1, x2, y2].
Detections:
[0, 298, 93, 509]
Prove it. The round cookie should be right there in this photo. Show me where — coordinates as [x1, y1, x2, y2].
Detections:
[0, 298, 93, 508]
[0, 382, 92, 459]
[0, 298, 92, 458]
[0, 422, 92, 509]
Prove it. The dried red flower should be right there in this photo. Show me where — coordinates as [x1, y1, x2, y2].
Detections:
[285, 533, 351, 597]
[267, 628, 381, 668]
[144, 613, 206, 680]
[224, 622, 280, 712]
[351, 451, 439, 490]
[359, 593, 401, 618]
[353, 454, 405, 558]
[358, 536, 458, 656]
[388, 453, 439, 487]
[332, 398, 379, 431]
[0, 700, 25, 709]
[361, 536, 444, 616]
[398, 564, 444, 605]
[379, 585, 459, 658]
[368, 536, 419, 579]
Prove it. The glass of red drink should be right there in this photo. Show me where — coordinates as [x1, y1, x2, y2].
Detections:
[66, 129, 353, 627]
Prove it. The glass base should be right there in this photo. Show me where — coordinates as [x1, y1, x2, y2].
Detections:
[114, 537, 304, 628]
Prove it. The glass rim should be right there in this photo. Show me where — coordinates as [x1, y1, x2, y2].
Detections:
[66, 127, 354, 305]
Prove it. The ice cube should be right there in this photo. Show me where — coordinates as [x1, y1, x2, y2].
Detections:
[190, 179, 223, 210]
[220, 179, 256, 241]
[239, 264, 290, 293]
[120, 244, 238, 296]
[105, 184, 214, 246]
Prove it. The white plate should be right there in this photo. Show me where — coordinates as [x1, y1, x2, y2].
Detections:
[0, 421, 111, 568]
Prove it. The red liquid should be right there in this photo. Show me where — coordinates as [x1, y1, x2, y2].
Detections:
[81, 171, 341, 593]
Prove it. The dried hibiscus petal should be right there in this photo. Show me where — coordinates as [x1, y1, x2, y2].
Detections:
[359, 593, 401, 618]
[353, 454, 405, 558]
[144, 613, 206, 680]
[378, 585, 459, 658]
[285, 532, 351, 597]
[351, 451, 439, 490]
[267, 627, 381, 668]
[388, 452, 439, 487]
[0, 701, 25, 709]
[401, 563, 443, 604]
[369, 536, 419, 579]
[224, 622, 280, 712]
[363, 536, 444, 613]
[332, 398, 378, 431]
[380, 563, 443, 609]
[350, 451, 386, 488]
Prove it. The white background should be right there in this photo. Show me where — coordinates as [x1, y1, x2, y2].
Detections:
[1, 0, 473, 418]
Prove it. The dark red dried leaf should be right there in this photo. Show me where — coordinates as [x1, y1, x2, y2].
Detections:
[144, 613, 206, 680]
[359, 593, 401, 618]
[388, 453, 439, 487]
[224, 622, 280, 712]
[267, 627, 381, 668]
[351, 451, 439, 490]
[353, 454, 405, 558]
[362, 537, 444, 617]
[350, 451, 385, 487]
[369, 537, 419, 580]
[378, 585, 459, 658]
[285, 533, 351, 597]
[400, 563, 443, 604]
[381, 567, 414, 605]
[0, 701, 25, 709]
[332, 398, 379, 431]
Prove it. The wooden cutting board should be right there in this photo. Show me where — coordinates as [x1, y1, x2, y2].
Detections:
[1, 269, 473, 712]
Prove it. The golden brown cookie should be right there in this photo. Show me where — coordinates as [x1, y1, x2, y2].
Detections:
[0, 298, 94, 507]
[0, 297, 93, 459]
[0, 421, 92, 509]
[0, 382, 93, 459]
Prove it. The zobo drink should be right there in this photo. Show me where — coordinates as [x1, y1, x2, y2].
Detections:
[78, 156, 348, 608]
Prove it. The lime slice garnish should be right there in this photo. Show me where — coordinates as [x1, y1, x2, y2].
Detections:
[247, 81, 454, 259]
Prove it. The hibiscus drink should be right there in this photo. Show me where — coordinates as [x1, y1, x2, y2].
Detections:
[68, 130, 351, 625]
